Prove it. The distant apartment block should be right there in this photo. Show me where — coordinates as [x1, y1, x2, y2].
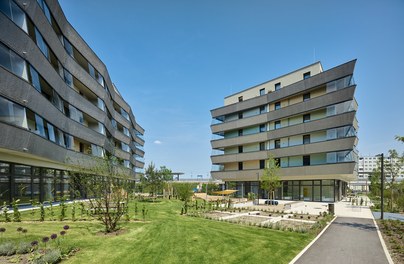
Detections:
[210, 60, 358, 202]
[0, 0, 145, 204]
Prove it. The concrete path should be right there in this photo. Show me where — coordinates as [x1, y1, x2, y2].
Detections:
[293, 217, 390, 264]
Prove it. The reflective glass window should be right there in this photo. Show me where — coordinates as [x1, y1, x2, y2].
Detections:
[35, 28, 49, 58]
[0, 42, 12, 70]
[0, 96, 27, 128]
[63, 37, 73, 57]
[9, 46, 28, 80]
[29, 65, 41, 92]
[34, 114, 46, 137]
[46, 122, 56, 142]
[14, 175, 31, 204]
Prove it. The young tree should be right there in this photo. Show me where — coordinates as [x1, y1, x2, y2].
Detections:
[141, 162, 162, 197]
[172, 183, 194, 214]
[260, 154, 281, 200]
[141, 163, 173, 198]
[69, 154, 131, 233]
[384, 149, 404, 211]
[372, 149, 404, 211]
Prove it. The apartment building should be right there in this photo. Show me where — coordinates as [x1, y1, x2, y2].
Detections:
[210, 60, 358, 202]
[0, 0, 145, 205]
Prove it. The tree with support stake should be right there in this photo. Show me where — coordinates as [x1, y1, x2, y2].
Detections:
[260, 154, 281, 201]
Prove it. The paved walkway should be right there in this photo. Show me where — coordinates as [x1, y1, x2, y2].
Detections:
[294, 217, 390, 264]
[373, 211, 404, 222]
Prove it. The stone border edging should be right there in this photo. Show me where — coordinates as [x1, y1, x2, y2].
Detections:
[288, 216, 337, 264]
[372, 218, 394, 264]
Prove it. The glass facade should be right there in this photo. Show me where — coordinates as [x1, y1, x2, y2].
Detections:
[0, 161, 79, 205]
[233, 179, 343, 202]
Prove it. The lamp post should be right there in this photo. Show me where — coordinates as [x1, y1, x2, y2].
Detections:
[377, 153, 384, 220]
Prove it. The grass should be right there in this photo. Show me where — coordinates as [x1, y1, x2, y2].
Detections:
[0, 199, 315, 263]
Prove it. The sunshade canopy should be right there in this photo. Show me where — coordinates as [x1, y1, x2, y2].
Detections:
[212, 190, 238, 195]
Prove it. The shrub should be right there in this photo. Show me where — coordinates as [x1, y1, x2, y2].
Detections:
[0, 242, 16, 256]
[16, 241, 32, 254]
[12, 199, 21, 222]
[34, 248, 61, 264]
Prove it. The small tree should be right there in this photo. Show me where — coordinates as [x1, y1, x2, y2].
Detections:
[141, 163, 162, 197]
[260, 154, 281, 200]
[69, 154, 131, 233]
[173, 183, 194, 214]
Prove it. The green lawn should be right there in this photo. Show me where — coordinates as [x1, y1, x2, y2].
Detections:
[1, 200, 314, 263]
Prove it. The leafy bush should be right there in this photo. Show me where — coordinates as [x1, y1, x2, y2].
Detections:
[34, 249, 61, 264]
[16, 241, 32, 254]
[0, 242, 16, 256]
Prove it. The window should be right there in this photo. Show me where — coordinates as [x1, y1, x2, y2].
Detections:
[275, 102, 281, 110]
[0, 0, 28, 32]
[274, 158, 280, 167]
[260, 160, 265, 169]
[97, 98, 106, 112]
[274, 120, 281, 129]
[63, 37, 73, 57]
[303, 155, 310, 166]
[303, 72, 311, 79]
[0, 42, 28, 81]
[259, 142, 265, 151]
[35, 28, 49, 58]
[259, 124, 266, 132]
[238, 162, 243, 170]
[238, 96, 243, 102]
[123, 127, 130, 137]
[303, 93, 310, 101]
[238, 129, 243, 136]
[275, 82, 281, 91]
[238, 112, 243, 119]
[259, 88, 265, 96]
[0, 96, 27, 128]
[303, 114, 310, 123]
[121, 108, 130, 121]
[91, 145, 104, 157]
[238, 146, 243, 153]
[303, 135, 310, 144]
[259, 105, 266, 114]
[121, 142, 130, 153]
[275, 139, 281, 149]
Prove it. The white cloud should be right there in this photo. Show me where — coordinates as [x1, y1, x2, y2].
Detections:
[154, 140, 162, 145]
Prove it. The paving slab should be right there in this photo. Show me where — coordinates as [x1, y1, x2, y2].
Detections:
[294, 217, 390, 264]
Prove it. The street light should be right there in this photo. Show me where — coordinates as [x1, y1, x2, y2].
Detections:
[376, 153, 384, 220]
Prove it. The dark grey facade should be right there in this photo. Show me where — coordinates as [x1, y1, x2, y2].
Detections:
[210, 60, 358, 202]
[0, 0, 145, 204]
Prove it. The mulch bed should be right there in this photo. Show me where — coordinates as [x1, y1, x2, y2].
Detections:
[377, 219, 404, 264]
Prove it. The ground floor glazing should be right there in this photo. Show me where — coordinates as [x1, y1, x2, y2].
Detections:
[229, 179, 347, 202]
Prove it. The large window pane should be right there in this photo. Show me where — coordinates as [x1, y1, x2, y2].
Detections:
[10, 0, 27, 32]
[46, 122, 55, 142]
[34, 114, 46, 137]
[35, 28, 48, 58]
[9, 48, 28, 80]
[14, 175, 31, 204]
[0, 96, 27, 128]
[0, 174, 10, 204]
[29, 65, 41, 92]
[55, 128, 65, 147]
[0, 0, 12, 18]
[0, 42, 12, 70]
[43, 177, 54, 201]
[321, 185, 334, 202]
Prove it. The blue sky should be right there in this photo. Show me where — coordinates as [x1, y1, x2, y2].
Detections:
[59, 0, 404, 178]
